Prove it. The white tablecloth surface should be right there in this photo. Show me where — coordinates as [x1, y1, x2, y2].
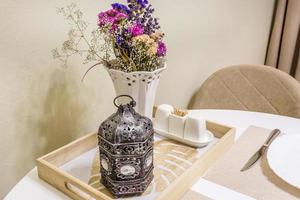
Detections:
[4, 109, 300, 200]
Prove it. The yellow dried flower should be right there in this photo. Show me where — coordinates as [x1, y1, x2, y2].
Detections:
[150, 31, 164, 41]
[132, 34, 158, 55]
[132, 34, 152, 43]
[172, 108, 188, 117]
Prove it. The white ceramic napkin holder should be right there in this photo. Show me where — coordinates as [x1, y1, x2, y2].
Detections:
[154, 104, 214, 148]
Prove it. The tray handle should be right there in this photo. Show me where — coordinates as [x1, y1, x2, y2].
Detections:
[65, 181, 96, 200]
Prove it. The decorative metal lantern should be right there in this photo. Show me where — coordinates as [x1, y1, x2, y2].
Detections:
[98, 95, 154, 197]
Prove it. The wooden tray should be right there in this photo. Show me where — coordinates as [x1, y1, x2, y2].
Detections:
[37, 121, 235, 200]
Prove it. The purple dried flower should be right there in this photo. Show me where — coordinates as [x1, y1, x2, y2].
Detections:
[157, 41, 167, 57]
[128, 23, 144, 36]
[128, 3, 159, 35]
[116, 35, 126, 47]
[111, 3, 130, 14]
[127, 0, 148, 8]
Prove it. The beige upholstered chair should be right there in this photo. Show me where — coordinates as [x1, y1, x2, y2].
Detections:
[189, 64, 300, 118]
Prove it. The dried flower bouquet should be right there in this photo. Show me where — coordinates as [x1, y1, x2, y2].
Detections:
[52, 0, 167, 75]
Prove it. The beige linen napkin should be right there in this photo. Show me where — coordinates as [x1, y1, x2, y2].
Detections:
[199, 126, 300, 200]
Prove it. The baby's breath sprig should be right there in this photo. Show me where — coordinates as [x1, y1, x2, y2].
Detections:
[52, 3, 111, 68]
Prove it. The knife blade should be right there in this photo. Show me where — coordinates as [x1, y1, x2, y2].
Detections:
[240, 129, 281, 172]
[240, 149, 262, 172]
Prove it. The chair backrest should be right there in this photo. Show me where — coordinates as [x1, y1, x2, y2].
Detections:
[189, 64, 300, 118]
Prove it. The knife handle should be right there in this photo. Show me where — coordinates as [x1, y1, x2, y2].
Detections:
[262, 129, 280, 151]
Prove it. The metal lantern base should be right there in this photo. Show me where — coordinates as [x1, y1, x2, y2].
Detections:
[101, 170, 154, 198]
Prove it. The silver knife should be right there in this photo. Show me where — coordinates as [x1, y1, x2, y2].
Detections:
[240, 129, 281, 172]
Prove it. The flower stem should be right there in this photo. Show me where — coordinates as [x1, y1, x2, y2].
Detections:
[81, 62, 103, 82]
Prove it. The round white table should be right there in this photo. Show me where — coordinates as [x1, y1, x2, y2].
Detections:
[4, 109, 300, 200]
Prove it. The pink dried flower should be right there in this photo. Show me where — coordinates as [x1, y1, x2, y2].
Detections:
[128, 23, 144, 36]
[157, 41, 167, 57]
[98, 9, 127, 28]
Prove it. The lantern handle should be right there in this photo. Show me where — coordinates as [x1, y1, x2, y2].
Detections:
[113, 95, 136, 108]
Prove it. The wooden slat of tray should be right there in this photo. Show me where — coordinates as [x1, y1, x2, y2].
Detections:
[157, 121, 235, 200]
[37, 121, 235, 200]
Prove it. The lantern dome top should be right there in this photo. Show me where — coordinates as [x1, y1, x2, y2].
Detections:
[98, 97, 153, 144]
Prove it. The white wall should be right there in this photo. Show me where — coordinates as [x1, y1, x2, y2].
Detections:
[0, 0, 274, 198]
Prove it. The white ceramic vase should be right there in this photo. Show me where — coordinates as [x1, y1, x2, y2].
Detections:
[106, 65, 166, 118]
